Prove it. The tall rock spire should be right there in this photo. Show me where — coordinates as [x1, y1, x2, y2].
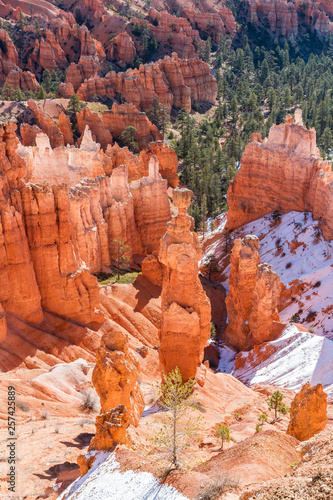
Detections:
[158, 188, 211, 381]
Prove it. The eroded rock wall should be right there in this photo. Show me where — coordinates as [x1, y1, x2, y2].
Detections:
[77, 53, 217, 112]
[226, 111, 333, 241]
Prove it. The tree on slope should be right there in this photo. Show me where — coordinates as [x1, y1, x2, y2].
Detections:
[267, 391, 289, 420]
[150, 367, 203, 471]
[216, 425, 230, 450]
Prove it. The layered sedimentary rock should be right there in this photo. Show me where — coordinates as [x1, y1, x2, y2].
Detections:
[92, 327, 144, 426]
[226, 111, 333, 241]
[100, 165, 143, 259]
[247, 0, 298, 37]
[247, 0, 333, 38]
[66, 56, 99, 92]
[58, 112, 74, 146]
[159, 188, 211, 381]
[77, 53, 217, 112]
[17, 128, 108, 186]
[21, 182, 103, 324]
[101, 103, 162, 150]
[0, 204, 43, 324]
[5, 69, 39, 92]
[28, 30, 68, 73]
[130, 156, 171, 254]
[139, 141, 179, 188]
[25, 99, 65, 149]
[225, 235, 283, 351]
[105, 143, 143, 180]
[77, 107, 113, 150]
[89, 405, 130, 451]
[109, 32, 136, 65]
[0, 112, 176, 336]
[184, 8, 235, 42]
[0, 29, 19, 83]
[287, 382, 327, 441]
[0, 122, 43, 327]
[147, 9, 198, 59]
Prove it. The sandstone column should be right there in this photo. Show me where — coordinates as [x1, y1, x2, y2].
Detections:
[89, 325, 144, 451]
[225, 235, 283, 351]
[158, 188, 211, 381]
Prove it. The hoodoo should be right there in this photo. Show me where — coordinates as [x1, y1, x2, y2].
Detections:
[159, 188, 211, 381]
[226, 235, 284, 351]
[226, 110, 333, 241]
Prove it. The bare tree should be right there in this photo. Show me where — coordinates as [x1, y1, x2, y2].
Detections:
[110, 238, 131, 281]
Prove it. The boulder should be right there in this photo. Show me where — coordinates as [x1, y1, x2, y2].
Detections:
[287, 382, 328, 441]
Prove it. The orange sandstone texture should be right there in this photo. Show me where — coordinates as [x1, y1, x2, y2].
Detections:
[5, 69, 39, 92]
[139, 141, 179, 188]
[0, 29, 19, 83]
[130, 156, 171, 254]
[0, 304, 6, 340]
[101, 103, 162, 150]
[225, 235, 284, 351]
[89, 405, 131, 452]
[92, 327, 144, 423]
[286, 382, 328, 441]
[159, 188, 211, 381]
[226, 110, 333, 241]
[77, 53, 217, 113]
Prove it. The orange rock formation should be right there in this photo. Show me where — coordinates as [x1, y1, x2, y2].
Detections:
[89, 405, 130, 451]
[101, 103, 162, 150]
[287, 382, 328, 441]
[147, 9, 198, 59]
[5, 69, 39, 92]
[109, 32, 136, 65]
[0, 29, 19, 83]
[225, 235, 284, 351]
[139, 141, 179, 188]
[247, 0, 333, 38]
[226, 111, 333, 241]
[77, 53, 217, 112]
[159, 188, 211, 381]
[92, 327, 144, 423]
[130, 156, 171, 254]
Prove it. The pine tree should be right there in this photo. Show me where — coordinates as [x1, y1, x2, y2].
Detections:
[216, 425, 230, 449]
[150, 367, 202, 470]
[120, 126, 139, 153]
[110, 238, 131, 281]
[267, 391, 289, 419]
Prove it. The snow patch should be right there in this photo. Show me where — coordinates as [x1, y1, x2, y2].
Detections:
[232, 324, 333, 399]
[59, 451, 189, 500]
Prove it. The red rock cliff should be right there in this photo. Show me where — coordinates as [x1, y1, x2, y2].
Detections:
[226, 111, 333, 241]
[77, 53, 217, 112]
[158, 188, 211, 381]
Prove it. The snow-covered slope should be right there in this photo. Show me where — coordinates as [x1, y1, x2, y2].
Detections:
[233, 324, 333, 399]
[204, 211, 333, 398]
[205, 210, 333, 338]
[59, 451, 188, 500]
